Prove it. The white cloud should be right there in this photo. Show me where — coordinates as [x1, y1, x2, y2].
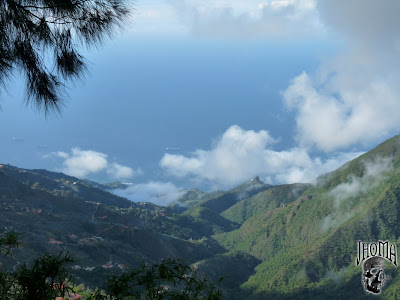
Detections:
[160, 125, 362, 188]
[112, 182, 185, 206]
[42, 151, 69, 159]
[46, 148, 138, 180]
[55, 151, 69, 159]
[107, 163, 138, 180]
[283, 0, 400, 151]
[329, 156, 393, 206]
[161, 0, 400, 154]
[283, 72, 400, 151]
[168, 0, 321, 38]
[320, 156, 393, 232]
[130, 1, 187, 35]
[63, 148, 108, 178]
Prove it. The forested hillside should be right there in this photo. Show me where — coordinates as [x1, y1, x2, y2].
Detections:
[2, 135, 400, 298]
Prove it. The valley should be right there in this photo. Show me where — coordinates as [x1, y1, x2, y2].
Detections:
[2, 135, 400, 298]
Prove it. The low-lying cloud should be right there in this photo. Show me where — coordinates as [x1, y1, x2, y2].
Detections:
[330, 157, 393, 206]
[160, 125, 362, 188]
[107, 163, 139, 180]
[112, 181, 185, 206]
[59, 149, 108, 178]
[320, 156, 393, 232]
[46, 148, 138, 180]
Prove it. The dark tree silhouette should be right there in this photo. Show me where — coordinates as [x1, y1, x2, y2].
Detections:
[0, 0, 132, 114]
[0, 233, 222, 299]
[88, 258, 223, 299]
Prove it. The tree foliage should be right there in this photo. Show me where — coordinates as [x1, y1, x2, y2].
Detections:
[0, 233, 73, 299]
[88, 258, 223, 300]
[0, 233, 222, 300]
[7, 252, 73, 300]
[0, 0, 131, 113]
[0, 232, 20, 256]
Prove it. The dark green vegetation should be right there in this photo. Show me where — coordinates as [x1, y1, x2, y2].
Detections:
[3, 135, 400, 298]
[0, 164, 223, 289]
[90, 258, 222, 299]
[1, 248, 74, 300]
[221, 183, 310, 224]
[0, 0, 131, 113]
[0, 234, 222, 299]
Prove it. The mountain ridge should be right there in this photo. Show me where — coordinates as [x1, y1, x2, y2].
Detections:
[2, 135, 400, 298]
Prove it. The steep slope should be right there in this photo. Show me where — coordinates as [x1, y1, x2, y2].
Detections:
[221, 183, 311, 224]
[194, 251, 262, 297]
[4, 135, 400, 298]
[214, 135, 400, 299]
[198, 178, 270, 214]
[178, 177, 270, 211]
[172, 177, 272, 237]
[1, 165, 133, 208]
[178, 188, 226, 207]
[183, 206, 240, 236]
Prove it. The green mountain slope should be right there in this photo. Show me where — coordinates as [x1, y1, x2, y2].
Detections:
[213, 134, 400, 299]
[179, 177, 270, 214]
[3, 135, 400, 298]
[183, 206, 240, 236]
[198, 178, 270, 214]
[1, 165, 133, 208]
[221, 183, 310, 224]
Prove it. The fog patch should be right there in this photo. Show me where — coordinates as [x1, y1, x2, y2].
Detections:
[237, 179, 269, 201]
[292, 183, 311, 198]
[320, 156, 393, 232]
[112, 181, 185, 206]
[330, 157, 393, 207]
[319, 212, 353, 233]
[323, 268, 349, 285]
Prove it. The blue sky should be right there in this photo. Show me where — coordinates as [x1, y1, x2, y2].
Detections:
[1, 0, 400, 203]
